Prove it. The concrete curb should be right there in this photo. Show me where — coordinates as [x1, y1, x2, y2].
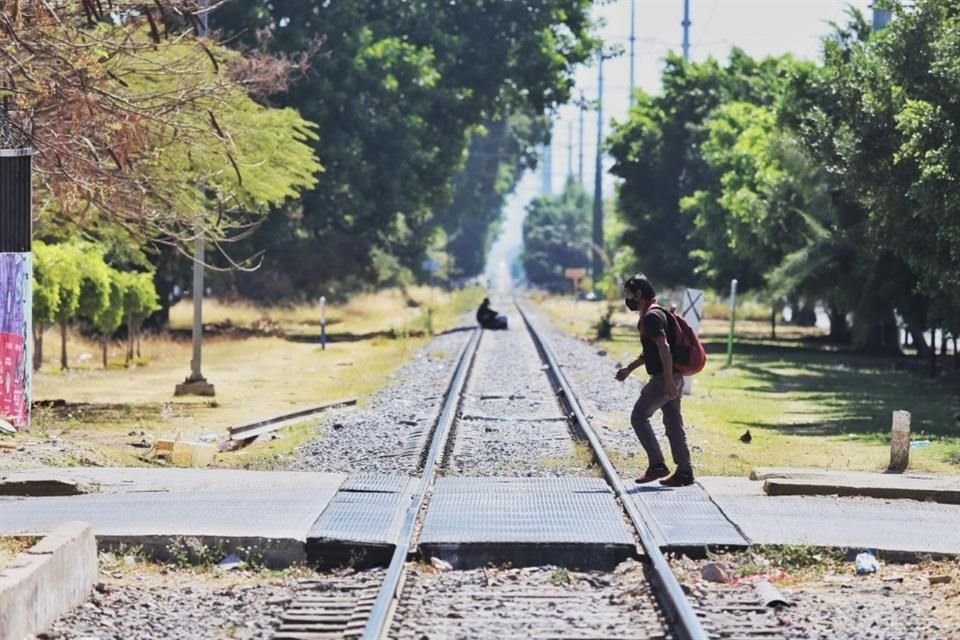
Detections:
[0, 522, 97, 640]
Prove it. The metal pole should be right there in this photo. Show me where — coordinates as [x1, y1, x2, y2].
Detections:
[320, 296, 326, 351]
[629, 0, 636, 108]
[726, 278, 738, 366]
[198, 0, 209, 36]
[591, 54, 604, 283]
[174, 0, 214, 396]
[190, 237, 205, 381]
[682, 0, 691, 62]
[195, 1, 209, 377]
[567, 121, 574, 182]
[578, 96, 585, 187]
[541, 142, 552, 197]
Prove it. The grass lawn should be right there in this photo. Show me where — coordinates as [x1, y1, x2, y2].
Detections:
[24, 287, 483, 468]
[536, 295, 960, 477]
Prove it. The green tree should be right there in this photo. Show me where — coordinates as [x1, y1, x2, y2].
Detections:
[522, 179, 592, 292]
[31, 242, 61, 372]
[117, 272, 161, 365]
[213, 0, 598, 297]
[779, 6, 950, 353]
[92, 269, 129, 369]
[608, 50, 796, 288]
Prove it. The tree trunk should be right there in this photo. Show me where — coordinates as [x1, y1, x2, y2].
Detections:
[59, 317, 69, 371]
[940, 330, 947, 356]
[853, 314, 902, 355]
[929, 327, 937, 378]
[32, 324, 44, 372]
[909, 327, 930, 358]
[795, 302, 817, 327]
[101, 337, 108, 369]
[828, 305, 851, 343]
[954, 337, 959, 369]
[125, 315, 133, 364]
[770, 305, 777, 340]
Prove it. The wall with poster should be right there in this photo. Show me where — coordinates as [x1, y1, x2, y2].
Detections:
[0, 252, 31, 429]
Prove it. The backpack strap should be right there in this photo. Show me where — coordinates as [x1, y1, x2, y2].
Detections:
[640, 304, 677, 346]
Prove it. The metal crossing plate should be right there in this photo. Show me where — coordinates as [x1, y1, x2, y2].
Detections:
[308, 474, 415, 544]
[628, 484, 748, 548]
[338, 473, 416, 494]
[420, 477, 633, 544]
[434, 476, 613, 495]
[418, 476, 635, 569]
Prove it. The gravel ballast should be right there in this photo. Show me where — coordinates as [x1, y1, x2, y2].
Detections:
[291, 326, 473, 474]
[37, 571, 298, 640]
[390, 559, 671, 640]
[450, 318, 583, 477]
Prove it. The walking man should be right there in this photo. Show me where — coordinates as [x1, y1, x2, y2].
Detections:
[615, 274, 694, 487]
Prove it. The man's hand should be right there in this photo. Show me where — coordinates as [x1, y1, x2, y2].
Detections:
[616, 357, 643, 382]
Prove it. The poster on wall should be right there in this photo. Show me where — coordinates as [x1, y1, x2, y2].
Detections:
[0, 253, 31, 429]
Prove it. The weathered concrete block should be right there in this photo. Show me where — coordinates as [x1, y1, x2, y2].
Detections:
[888, 410, 911, 473]
[0, 521, 97, 640]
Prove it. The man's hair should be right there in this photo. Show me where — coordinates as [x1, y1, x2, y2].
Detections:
[623, 274, 655, 299]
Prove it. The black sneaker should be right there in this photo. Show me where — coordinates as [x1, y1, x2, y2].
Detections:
[659, 473, 695, 488]
[635, 465, 670, 484]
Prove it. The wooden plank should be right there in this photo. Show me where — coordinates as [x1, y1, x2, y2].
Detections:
[228, 398, 357, 441]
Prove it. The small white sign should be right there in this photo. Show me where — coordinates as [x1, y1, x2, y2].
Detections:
[680, 289, 704, 395]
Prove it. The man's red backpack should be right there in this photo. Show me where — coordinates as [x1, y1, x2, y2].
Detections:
[645, 305, 707, 376]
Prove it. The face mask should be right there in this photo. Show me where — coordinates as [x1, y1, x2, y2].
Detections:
[625, 297, 639, 311]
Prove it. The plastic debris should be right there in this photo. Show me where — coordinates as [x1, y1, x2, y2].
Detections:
[855, 551, 879, 574]
[430, 557, 453, 572]
[216, 553, 247, 571]
[755, 580, 791, 607]
[909, 440, 931, 449]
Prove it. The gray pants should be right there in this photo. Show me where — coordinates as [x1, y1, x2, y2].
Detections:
[631, 373, 692, 475]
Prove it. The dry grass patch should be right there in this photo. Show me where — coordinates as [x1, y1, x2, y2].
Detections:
[24, 287, 483, 467]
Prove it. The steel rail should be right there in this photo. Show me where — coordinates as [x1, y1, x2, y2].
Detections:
[516, 301, 709, 640]
[360, 327, 482, 640]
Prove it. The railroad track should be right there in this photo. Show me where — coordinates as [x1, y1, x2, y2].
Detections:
[273, 297, 785, 640]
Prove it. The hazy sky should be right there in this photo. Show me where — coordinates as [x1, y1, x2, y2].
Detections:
[487, 0, 876, 277]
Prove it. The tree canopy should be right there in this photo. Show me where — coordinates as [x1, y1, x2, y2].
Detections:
[608, 3, 960, 354]
[211, 0, 598, 296]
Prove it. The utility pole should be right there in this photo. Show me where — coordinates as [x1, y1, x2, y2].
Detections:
[567, 121, 574, 182]
[578, 95, 585, 187]
[682, 0, 691, 62]
[592, 53, 605, 283]
[629, 0, 636, 109]
[541, 142, 552, 197]
[176, 0, 215, 397]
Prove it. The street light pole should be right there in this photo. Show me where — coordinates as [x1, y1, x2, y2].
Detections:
[175, 0, 215, 397]
[591, 53, 605, 284]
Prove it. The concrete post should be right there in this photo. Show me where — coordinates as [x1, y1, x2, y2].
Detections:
[888, 410, 911, 473]
[0, 114, 32, 432]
